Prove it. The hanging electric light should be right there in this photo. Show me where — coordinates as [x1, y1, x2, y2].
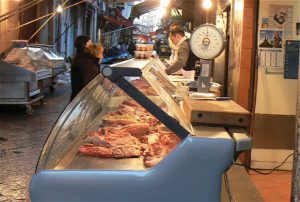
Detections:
[56, 4, 63, 13]
[202, 0, 212, 9]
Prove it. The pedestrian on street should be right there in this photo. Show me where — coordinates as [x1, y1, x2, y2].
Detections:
[70, 36, 103, 101]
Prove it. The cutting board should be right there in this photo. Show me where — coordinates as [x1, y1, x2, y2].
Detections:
[183, 97, 251, 127]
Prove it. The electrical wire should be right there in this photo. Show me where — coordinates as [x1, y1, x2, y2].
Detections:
[10, 13, 55, 32]
[0, 0, 88, 37]
[28, 0, 87, 42]
[101, 26, 135, 36]
[235, 153, 294, 175]
[0, 0, 42, 20]
[224, 172, 237, 202]
[52, 0, 95, 45]
[0, 0, 44, 23]
[52, 1, 134, 48]
[28, 13, 56, 42]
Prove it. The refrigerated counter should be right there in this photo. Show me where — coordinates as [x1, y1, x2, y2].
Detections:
[0, 43, 66, 114]
[30, 58, 251, 201]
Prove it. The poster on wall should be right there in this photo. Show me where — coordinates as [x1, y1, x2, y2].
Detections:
[259, 29, 283, 50]
[259, 29, 284, 70]
[297, 23, 300, 35]
[269, 5, 293, 38]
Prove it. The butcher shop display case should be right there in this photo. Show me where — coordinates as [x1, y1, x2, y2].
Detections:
[0, 42, 66, 114]
[30, 58, 246, 201]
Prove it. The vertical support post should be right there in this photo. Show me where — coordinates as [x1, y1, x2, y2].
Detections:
[291, 73, 300, 201]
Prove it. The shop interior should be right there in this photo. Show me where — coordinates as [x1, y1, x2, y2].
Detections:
[0, 0, 299, 201]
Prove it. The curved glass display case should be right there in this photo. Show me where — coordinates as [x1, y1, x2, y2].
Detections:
[37, 58, 194, 171]
[30, 58, 235, 202]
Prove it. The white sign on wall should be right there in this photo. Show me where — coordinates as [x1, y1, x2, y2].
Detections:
[269, 5, 293, 38]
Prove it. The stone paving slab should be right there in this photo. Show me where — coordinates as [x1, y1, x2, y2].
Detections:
[0, 85, 70, 202]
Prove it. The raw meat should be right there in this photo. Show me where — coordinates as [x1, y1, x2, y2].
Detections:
[113, 145, 142, 158]
[79, 127, 146, 159]
[79, 144, 113, 158]
[121, 123, 150, 139]
[78, 98, 181, 167]
[142, 131, 180, 167]
[104, 118, 138, 126]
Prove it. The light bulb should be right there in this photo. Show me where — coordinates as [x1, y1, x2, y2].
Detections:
[158, 7, 166, 16]
[56, 4, 63, 13]
[160, 0, 170, 8]
[203, 0, 212, 9]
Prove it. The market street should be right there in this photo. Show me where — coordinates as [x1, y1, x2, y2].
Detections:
[0, 84, 70, 202]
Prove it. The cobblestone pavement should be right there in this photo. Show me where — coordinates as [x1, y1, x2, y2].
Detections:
[0, 84, 70, 202]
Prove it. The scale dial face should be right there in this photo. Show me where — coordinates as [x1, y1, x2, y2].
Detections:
[190, 24, 226, 60]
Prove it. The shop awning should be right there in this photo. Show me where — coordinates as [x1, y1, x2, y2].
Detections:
[131, 0, 160, 18]
[103, 8, 133, 27]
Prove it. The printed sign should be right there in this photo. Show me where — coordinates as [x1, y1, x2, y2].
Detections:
[284, 40, 300, 79]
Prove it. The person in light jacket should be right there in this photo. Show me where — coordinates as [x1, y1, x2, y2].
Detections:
[165, 28, 190, 75]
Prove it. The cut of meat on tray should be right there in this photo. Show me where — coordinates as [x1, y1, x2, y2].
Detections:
[122, 99, 141, 108]
[103, 100, 159, 127]
[104, 118, 138, 126]
[143, 154, 165, 168]
[130, 79, 158, 96]
[113, 79, 157, 96]
[158, 130, 181, 151]
[79, 144, 114, 158]
[113, 145, 143, 158]
[79, 128, 147, 159]
[143, 137, 168, 168]
[121, 123, 150, 139]
[142, 131, 181, 167]
[78, 98, 180, 167]
[130, 79, 150, 88]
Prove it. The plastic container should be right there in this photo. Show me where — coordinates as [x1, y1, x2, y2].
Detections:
[134, 51, 152, 59]
[135, 44, 154, 51]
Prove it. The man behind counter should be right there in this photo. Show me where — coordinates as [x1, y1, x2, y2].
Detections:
[165, 28, 190, 75]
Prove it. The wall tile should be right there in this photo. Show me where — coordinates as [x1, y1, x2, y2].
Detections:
[243, 8, 254, 29]
[244, 0, 254, 8]
[242, 28, 254, 49]
[241, 48, 253, 70]
[239, 68, 251, 90]
[238, 88, 250, 109]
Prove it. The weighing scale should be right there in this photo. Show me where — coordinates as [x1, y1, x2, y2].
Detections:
[189, 24, 226, 92]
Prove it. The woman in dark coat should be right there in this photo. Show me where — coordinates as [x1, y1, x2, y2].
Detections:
[70, 36, 102, 101]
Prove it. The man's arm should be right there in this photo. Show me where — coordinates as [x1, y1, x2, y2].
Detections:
[166, 42, 189, 74]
